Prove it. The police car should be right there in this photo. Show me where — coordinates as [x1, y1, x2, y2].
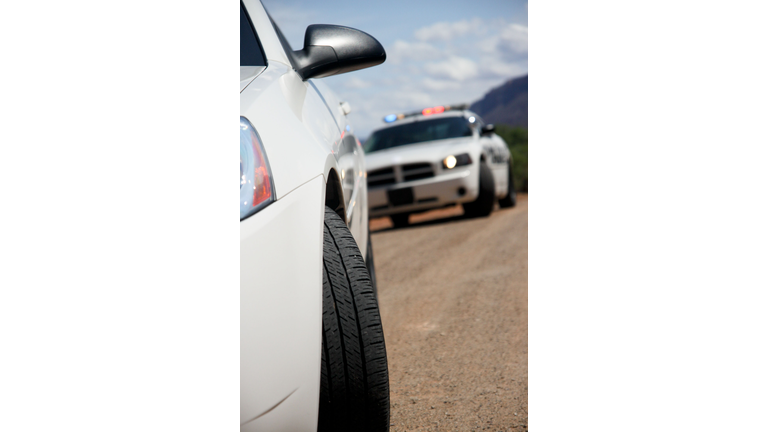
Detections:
[364, 105, 516, 227]
[240, 1, 389, 430]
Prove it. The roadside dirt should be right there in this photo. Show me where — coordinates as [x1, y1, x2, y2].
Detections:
[371, 194, 528, 432]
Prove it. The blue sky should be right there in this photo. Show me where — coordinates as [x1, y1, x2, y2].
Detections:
[261, 0, 528, 137]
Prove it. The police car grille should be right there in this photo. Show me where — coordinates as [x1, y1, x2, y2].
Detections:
[402, 163, 434, 182]
[367, 167, 396, 187]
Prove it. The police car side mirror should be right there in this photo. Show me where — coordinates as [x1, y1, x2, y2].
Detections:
[293, 24, 386, 81]
[481, 124, 496, 136]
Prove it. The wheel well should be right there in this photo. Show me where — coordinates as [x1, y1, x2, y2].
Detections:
[325, 168, 346, 223]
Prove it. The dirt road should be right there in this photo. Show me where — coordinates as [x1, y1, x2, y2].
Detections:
[370, 195, 528, 432]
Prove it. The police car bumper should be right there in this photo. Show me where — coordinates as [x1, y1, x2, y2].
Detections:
[367, 165, 479, 217]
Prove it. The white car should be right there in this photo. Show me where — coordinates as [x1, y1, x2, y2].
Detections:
[364, 106, 516, 227]
[240, 1, 388, 431]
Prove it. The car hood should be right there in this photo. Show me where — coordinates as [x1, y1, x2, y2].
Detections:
[364, 137, 476, 171]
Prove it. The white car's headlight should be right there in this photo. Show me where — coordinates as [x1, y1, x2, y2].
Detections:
[240, 117, 274, 220]
[443, 153, 472, 169]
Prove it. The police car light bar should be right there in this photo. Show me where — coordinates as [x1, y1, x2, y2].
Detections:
[382, 103, 469, 123]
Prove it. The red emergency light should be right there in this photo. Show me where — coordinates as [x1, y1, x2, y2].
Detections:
[422, 105, 446, 116]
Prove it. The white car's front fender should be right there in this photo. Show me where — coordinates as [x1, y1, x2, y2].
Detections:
[240, 175, 325, 431]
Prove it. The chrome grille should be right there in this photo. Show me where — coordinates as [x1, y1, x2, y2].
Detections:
[402, 163, 434, 182]
[367, 167, 395, 187]
[368, 162, 435, 188]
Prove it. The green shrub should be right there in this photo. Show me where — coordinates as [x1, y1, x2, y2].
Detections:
[494, 125, 528, 192]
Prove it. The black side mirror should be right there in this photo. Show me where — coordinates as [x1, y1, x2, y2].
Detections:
[481, 124, 496, 136]
[293, 25, 386, 81]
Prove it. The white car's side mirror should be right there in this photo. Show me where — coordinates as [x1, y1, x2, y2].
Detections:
[292, 24, 386, 80]
[481, 124, 496, 136]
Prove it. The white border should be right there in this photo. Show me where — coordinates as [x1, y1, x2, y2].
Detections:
[0, 1, 238, 429]
[532, 1, 768, 430]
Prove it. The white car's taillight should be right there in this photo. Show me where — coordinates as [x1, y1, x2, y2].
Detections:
[240, 117, 274, 220]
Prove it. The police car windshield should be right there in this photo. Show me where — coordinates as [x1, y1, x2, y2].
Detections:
[364, 117, 472, 153]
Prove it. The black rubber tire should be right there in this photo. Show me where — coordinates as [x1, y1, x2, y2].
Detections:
[498, 162, 517, 208]
[390, 213, 410, 228]
[462, 163, 496, 218]
[366, 231, 378, 300]
[318, 206, 390, 432]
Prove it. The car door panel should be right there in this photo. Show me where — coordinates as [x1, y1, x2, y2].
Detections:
[307, 82, 367, 250]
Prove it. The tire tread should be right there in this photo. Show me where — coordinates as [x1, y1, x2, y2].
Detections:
[318, 207, 389, 432]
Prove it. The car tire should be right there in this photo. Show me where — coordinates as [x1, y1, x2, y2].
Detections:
[318, 206, 390, 432]
[463, 163, 496, 218]
[366, 231, 379, 300]
[498, 162, 517, 208]
[390, 213, 409, 228]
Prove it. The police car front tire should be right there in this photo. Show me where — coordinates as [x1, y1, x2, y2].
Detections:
[319, 206, 390, 432]
[498, 163, 517, 208]
[463, 163, 495, 217]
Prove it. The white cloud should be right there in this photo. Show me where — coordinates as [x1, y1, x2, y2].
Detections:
[423, 56, 479, 81]
[380, 89, 434, 109]
[344, 77, 372, 89]
[387, 40, 442, 64]
[480, 23, 528, 61]
[499, 23, 528, 54]
[477, 56, 528, 80]
[421, 78, 461, 91]
[414, 18, 483, 42]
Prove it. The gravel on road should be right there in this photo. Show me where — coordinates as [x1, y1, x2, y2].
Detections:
[370, 194, 528, 432]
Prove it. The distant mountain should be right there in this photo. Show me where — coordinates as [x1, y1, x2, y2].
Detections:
[469, 75, 527, 128]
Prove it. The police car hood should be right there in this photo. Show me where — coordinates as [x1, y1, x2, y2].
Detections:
[364, 136, 475, 171]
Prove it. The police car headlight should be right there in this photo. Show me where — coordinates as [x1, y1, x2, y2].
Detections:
[443, 153, 472, 169]
[240, 117, 274, 220]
